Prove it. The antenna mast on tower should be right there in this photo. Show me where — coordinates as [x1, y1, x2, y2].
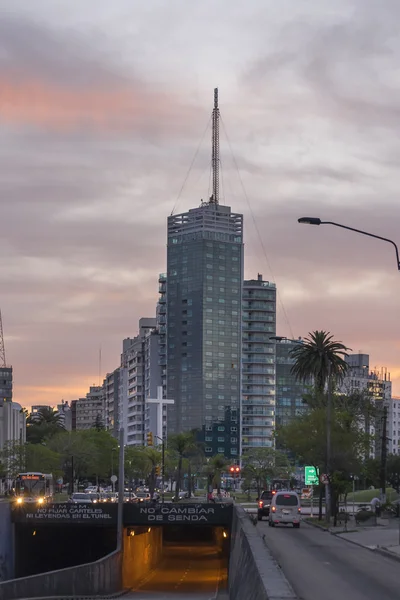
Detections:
[210, 87, 220, 205]
[0, 310, 6, 367]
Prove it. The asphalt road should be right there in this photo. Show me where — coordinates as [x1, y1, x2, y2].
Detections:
[127, 541, 227, 600]
[259, 520, 399, 600]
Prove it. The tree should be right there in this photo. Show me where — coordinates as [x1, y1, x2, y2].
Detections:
[242, 448, 292, 498]
[386, 454, 400, 494]
[26, 422, 64, 445]
[92, 413, 105, 432]
[48, 431, 98, 491]
[204, 454, 228, 495]
[290, 331, 350, 393]
[25, 443, 62, 477]
[279, 407, 364, 521]
[28, 407, 65, 428]
[0, 441, 26, 479]
[168, 432, 198, 501]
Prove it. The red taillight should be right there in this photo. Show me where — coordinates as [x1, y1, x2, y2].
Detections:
[258, 501, 263, 508]
[298, 507, 301, 513]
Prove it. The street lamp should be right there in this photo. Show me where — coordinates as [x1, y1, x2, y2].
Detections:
[298, 217, 400, 271]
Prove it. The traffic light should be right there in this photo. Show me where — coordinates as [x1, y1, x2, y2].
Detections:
[229, 466, 235, 474]
[147, 432, 153, 446]
[155, 466, 161, 476]
[235, 466, 240, 474]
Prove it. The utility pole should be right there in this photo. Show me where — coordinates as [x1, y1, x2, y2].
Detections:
[210, 88, 220, 205]
[380, 406, 387, 504]
[0, 310, 6, 367]
[326, 360, 332, 523]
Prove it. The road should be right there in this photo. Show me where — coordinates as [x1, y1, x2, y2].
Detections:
[259, 520, 399, 600]
[126, 542, 227, 599]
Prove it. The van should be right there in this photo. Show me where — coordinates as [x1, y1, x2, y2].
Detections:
[268, 491, 301, 528]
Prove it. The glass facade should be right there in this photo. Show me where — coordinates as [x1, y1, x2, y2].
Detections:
[275, 338, 309, 438]
[0, 367, 12, 404]
[242, 276, 276, 451]
[166, 203, 243, 459]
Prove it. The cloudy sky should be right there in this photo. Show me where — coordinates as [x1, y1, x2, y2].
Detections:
[1, 0, 399, 407]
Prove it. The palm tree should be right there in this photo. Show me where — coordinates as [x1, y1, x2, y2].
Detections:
[168, 432, 197, 501]
[290, 330, 350, 394]
[28, 406, 65, 428]
[205, 454, 228, 496]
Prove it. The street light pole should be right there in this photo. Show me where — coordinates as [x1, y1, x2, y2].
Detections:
[298, 217, 400, 271]
[326, 360, 332, 523]
[117, 428, 124, 552]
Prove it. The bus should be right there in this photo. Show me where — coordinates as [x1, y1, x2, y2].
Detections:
[14, 472, 54, 505]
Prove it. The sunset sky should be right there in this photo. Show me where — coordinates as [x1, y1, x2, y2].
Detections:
[1, 0, 399, 408]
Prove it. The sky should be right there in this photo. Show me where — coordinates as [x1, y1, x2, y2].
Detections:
[1, 0, 399, 408]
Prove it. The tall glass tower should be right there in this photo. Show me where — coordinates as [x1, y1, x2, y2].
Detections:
[166, 90, 244, 459]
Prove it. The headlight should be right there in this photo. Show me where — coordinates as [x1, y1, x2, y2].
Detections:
[37, 498, 44, 504]
[17, 498, 23, 504]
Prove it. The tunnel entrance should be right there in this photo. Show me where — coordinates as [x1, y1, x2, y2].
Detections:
[123, 525, 230, 596]
[14, 524, 117, 578]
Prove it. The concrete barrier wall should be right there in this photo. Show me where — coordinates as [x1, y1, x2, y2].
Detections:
[122, 526, 163, 590]
[0, 503, 13, 581]
[0, 548, 122, 600]
[228, 506, 296, 600]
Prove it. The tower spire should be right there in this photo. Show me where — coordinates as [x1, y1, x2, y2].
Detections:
[0, 310, 6, 367]
[210, 87, 220, 205]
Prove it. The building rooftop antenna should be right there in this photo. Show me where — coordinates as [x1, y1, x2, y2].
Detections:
[210, 87, 220, 205]
[0, 309, 6, 367]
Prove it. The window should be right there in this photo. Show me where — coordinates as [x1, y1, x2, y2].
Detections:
[218, 426, 225, 431]
[218, 447, 225, 453]
[218, 437, 225, 442]
[205, 447, 213, 453]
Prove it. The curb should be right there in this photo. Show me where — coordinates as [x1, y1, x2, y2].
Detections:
[17, 591, 130, 600]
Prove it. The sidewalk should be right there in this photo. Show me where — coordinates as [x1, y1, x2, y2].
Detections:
[336, 521, 400, 558]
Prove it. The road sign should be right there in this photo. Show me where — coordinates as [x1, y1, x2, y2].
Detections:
[304, 466, 319, 486]
[110, 475, 117, 483]
[57, 478, 63, 485]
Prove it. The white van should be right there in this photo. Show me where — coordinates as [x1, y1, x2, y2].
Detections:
[269, 491, 301, 528]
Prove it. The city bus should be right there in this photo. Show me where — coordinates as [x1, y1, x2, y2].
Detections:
[14, 472, 54, 505]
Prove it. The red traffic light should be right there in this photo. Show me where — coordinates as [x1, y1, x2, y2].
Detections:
[235, 467, 240, 473]
[229, 466, 235, 473]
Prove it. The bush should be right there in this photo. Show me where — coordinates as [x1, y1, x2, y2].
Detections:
[355, 510, 374, 524]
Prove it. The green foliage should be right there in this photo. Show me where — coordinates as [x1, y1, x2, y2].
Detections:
[204, 454, 228, 494]
[168, 432, 199, 500]
[92, 413, 105, 431]
[25, 443, 62, 476]
[47, 429, 118, 481]
[386, 454, 400, 493]
[290, 330, 350, 392]
[0, 441, 26, 478]
[26, 422, 64, 445]
[242, 448, 291, 496]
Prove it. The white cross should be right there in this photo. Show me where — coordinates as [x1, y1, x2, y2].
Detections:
[147, 386, 174, 444]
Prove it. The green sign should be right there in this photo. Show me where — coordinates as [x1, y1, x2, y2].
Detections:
[304, 466, 319, 486]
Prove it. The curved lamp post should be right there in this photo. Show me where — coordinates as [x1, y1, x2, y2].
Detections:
[298, 217, 400, 271]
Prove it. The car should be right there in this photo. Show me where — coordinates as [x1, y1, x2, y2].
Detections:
[69, 493, 93, 504]
[269, 491, 301, 528]
[257, 490, 276, 520]
[136, 492, 151, 502]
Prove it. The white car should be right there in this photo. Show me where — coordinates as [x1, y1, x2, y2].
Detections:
[69, 493, 93, 504]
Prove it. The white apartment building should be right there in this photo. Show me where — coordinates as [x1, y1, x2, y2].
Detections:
[119, 318, 163, 447]
[341, 354, 392, 458]
[0, 400, 26, 451]
[73, 386, 105, 430]
[388, 396, 400, 455]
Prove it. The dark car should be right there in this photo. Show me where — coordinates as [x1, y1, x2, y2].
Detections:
[257, 490, 276, 521]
